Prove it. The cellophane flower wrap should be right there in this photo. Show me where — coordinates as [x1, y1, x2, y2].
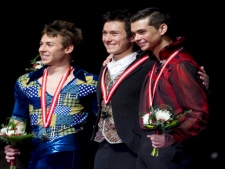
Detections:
[0, 117, 33, 169]
[141, 104, 191, 157]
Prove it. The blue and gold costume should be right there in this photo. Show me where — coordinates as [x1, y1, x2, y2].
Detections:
[11, 65, 98, 168]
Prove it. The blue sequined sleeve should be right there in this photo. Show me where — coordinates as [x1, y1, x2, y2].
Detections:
[11, 80, 29, 122]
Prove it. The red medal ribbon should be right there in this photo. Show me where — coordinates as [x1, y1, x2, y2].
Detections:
[101, 55, 149, 104]
[148, 47, 183, 107]
[41, 66, 74, 128]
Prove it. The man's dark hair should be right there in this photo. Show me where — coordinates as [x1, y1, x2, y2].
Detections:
[41, 20, 83, 52]
[130, 7, 176, 39]
[102, 9, 133, 38]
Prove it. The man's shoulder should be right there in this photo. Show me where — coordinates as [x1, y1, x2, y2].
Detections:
[135, 55, 155, 68]
[17, 72, 31, 82]
[174, 50, 198, 66]
[73, 67, 98, 86]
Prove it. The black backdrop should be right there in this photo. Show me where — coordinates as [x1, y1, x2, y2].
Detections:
[0, 1, 222, 168]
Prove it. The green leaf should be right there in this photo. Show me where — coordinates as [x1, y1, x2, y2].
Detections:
[8, 134, 33, 147]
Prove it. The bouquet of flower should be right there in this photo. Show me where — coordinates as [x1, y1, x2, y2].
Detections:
[141, 104, 191, 156]
[25, 54, 43, 72]
[0, 117, 33, 169]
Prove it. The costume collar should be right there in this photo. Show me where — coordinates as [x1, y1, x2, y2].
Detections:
[26, 65, 86, 84]
[159, 36, 185, 61]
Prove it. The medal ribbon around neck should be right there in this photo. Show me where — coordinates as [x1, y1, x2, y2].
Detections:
[101, 55, 149, 104]
[148, 47, 183, 107]
[41, 66, 74, 128]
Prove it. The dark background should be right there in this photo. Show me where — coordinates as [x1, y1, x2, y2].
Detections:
[0, 1, 223, 168]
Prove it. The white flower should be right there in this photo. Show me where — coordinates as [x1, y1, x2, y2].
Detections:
[143, 113, 150, 124]
[1, 127, 15, 136]
[155, 109, 172, 121]
[16, 125, 25, 133]
[0, 127, 7, 134]
[34, 61, 43, 69]
[0, 125, 25, 136]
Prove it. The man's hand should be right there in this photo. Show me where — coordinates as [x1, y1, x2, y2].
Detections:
[198, 66, 209, 90]
[147, 133, 175, 148]
[102, 54, 113, 66]
[4, 145, 20, 163]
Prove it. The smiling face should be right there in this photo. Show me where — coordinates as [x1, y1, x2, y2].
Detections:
[38, 34, 73, 66]
[131, 18, 163, 52]
[131, 18, 167, 53]
[102, 21, 134, 59]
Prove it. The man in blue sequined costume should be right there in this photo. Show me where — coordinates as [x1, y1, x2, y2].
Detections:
[4, 20, 98, 169]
